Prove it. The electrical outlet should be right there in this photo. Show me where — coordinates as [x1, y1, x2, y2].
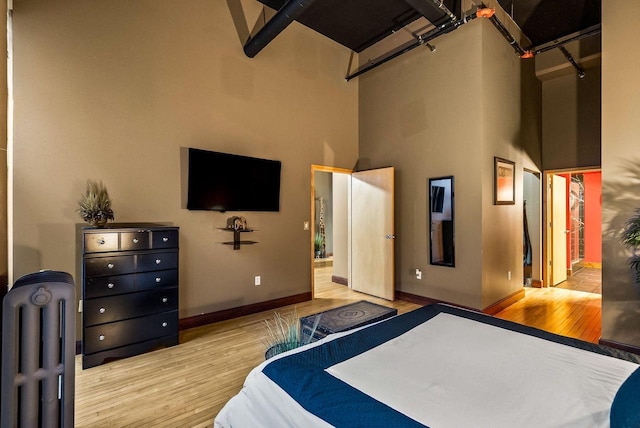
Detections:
[255, 276, 261, 286]
[508, 271, 512, 280]
[303, 221, 310, 230]
[415, 269, 422, 280]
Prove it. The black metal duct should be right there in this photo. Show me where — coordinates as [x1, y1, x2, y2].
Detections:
[244, 0, 319, 58]
[558, 45, 586, 78]
[488, 14, 527, 57]
[403, 0, 457, 27]
[346, 10, 477, 81]
[532, 26, 601, 55]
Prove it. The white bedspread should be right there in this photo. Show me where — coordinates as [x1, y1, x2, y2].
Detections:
[327, 313, 638, 428]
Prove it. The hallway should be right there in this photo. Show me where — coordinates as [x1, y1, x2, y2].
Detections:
[315, 266, 601, 343]
[554, 266, 602, 294]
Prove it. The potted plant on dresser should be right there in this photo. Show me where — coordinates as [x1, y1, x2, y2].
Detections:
[77, 179, 115, 228]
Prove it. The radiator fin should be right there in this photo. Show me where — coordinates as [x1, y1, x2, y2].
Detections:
[2, 271, 75, 428]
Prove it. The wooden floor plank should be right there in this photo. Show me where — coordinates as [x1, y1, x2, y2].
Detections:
[495, 287, 601, 343]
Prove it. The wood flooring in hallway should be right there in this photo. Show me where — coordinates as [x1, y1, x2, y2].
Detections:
[314, 265, 602, 344]
[494, 286, 601, 343]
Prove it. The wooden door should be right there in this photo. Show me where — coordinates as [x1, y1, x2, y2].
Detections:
[550, 174, 568, 286]
[351, 167, 395, 300]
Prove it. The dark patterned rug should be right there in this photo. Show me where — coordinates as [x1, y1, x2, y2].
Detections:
[300, 300, 397, 343]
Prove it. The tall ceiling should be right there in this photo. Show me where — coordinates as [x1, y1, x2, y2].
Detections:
[255, 0, 459, 53]
[496, 0, 600, 47]
[248, 0, 601, 79]
[253, 0, 600, 52]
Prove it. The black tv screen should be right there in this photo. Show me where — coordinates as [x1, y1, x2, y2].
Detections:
[187, 148, 281, 212]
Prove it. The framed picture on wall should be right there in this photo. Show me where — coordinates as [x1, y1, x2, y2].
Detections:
[494, 157, 515, 205]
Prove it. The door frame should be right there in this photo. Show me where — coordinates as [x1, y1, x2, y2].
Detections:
[523, 168, 542, 286]
[310, 165, 352, 297]
[548, 173, 568, 286]
[543, 167, 601, 288]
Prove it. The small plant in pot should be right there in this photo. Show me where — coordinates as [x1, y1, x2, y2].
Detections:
[314, 232, 324, 259]
[262, 308, 320, 359]
[77, 180, 115, 228]
[622, 209, 640, 284]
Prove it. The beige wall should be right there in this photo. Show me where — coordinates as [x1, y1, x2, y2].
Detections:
[11, 0, 358, 331]
[542, 65, 601, 170]
[359, 19, 483, 308]
[358, 17, 541, 310]
[479, 19, 541, 308]
[601, 2, 640, 347]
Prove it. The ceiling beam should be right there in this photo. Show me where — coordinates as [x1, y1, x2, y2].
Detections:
[243, 0, 318, 58]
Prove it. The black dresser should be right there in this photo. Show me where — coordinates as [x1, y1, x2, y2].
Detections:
[81, 226, 179, 369]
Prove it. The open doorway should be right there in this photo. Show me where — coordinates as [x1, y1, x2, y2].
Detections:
[311, 166, 351, 298]
[546, 169, 602, 294]
[310, 165, 396, 300]
[523, 170, 543, 288]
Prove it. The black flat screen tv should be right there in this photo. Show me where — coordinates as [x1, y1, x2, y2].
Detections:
[187, 148, 281, 212]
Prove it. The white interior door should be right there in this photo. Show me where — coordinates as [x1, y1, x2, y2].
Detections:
[351, 167, 395, 300]
[550, 174, 568, 286]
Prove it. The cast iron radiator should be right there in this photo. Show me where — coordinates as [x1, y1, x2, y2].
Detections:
[1, 271, 76, 428]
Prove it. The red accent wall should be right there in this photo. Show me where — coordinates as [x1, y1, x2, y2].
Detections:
[583, 172, 602, 263]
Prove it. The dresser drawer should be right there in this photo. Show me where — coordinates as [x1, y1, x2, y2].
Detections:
[136, 270, 178, 292]
[84, 287, 178, 326]
[120, 232, 150, 251]
[83, 310, 178, 354]
[85, 255, 135, 277]
[152, 230, 178, 249]
[82, 335, 179, 369]
[85, 273, 136, 298]
[137, 252, 178, 272]
[84, 232, 119, 253]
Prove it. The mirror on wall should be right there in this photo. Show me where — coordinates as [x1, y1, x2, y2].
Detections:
[429, 176, 455, 267]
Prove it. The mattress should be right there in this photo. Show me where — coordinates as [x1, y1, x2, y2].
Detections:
[214, 304, 640, 428]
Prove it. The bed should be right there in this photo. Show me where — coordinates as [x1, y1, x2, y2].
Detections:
[214, 303, 640, 428]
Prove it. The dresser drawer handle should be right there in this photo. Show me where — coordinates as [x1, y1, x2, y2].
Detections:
[162, 322, 168, 327]
[97, 238, 105, 245]
[162, 237, 169, 242]
[107, 263, 114, 269]
[162, 297, 168, 303]
[133, 238, 139, 244]
[99, 307, 106, 314]
[98, 334, 105, 341]
[155, 259, 162, 265]
[107, 283, 114, 289]
[155, 277, 162, 283]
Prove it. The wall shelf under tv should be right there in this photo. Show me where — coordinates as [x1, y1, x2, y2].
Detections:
[218, 228, 257, 250]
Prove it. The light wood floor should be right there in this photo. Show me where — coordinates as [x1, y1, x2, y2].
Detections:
[495, 286, 601, 343]
[75, 267, 601, 427]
